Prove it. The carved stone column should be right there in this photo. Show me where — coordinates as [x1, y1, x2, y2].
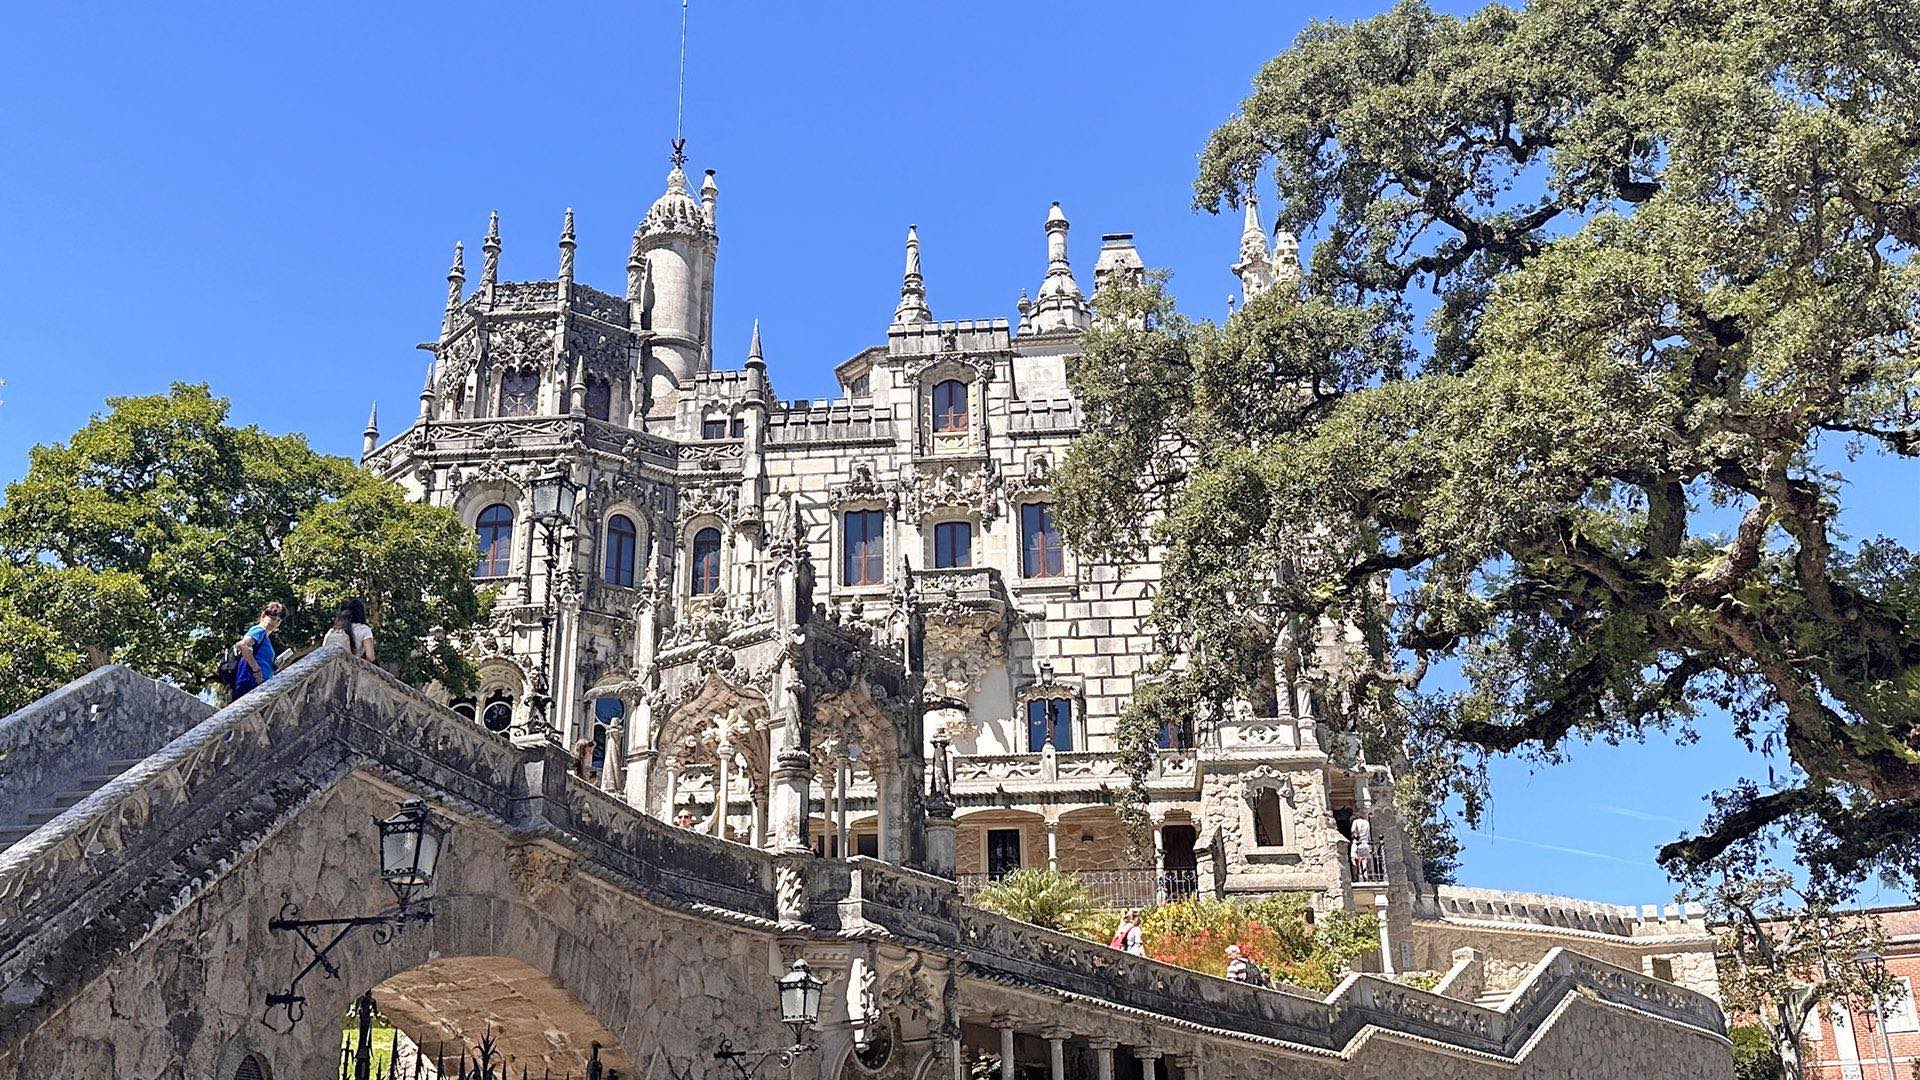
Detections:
[1044, 819, 1060, 871]
[1043, 1028, 1069, 1080]
[994, 1015, 1017, 1080]
[1150, 812, 1167, 902]
[629, 748, 656, 813]
[1136, 1046, 1162, 1080]
[770, 746, 814, 855]
[1375, 892, 1394, 974]
[1171, 1054, 1201, 1080]
[1088, 1038, 1117, 1080]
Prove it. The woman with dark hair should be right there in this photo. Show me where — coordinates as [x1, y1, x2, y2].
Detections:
[232, 601, 287, 699]
[321, 597, 375, 662]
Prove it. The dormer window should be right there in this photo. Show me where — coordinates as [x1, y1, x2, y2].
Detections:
[848, 374, 870, 399]
[932, 380, 968, 433]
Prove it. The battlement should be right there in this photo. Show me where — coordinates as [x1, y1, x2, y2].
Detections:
[886, 318, 1013, 357]
[767, 400, 895, 446]
[1419, 884, 1710, 938]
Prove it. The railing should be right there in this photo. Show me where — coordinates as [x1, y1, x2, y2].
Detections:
[1352, 847, 1387, 884]
[957, 868, 1200, 909]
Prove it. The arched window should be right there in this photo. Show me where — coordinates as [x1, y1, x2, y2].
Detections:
[1026, 697, 1073, 751]
[932, 380, 968, 432]
[843, 510, 886, 586]
[1251, 788, 1286, 847]
[1020, 503, 1064, 578]
[451, 699, 477, 722]
[498, 368, 538, 416]
[933, 521, 971, 569]
[691, 527, 723, 595]
[233, 1054, 268, 1080]
[475, 503, 514, 578]
[482, 694, 514, 733]
[584, 375, 612, 421]
[603, 514, 637, 587]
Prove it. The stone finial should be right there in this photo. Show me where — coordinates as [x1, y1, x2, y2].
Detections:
[700, 169, 718, 229]
[1024, 202, 1090, 334]
[481, 210, 501, 290]
[361, 402, 379, 459]
[444, 242, 465, 318]
[1273, 223, 1303, 286]
[626, 226, 646, 302]
[891, 224, 933, 326]
[417, 360, 435, 420]
[557, 208, 577, 286]
[1232, 189, 1277, 301]
[748, 319, 764, 365]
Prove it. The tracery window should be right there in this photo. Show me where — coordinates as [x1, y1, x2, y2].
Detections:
[691, 527, 723, 595]
[933, 521, 972, 568]
[843, 510, 886, 586]
[475, 503, 514, 578]
[482, 694, 514, 733]
[498, 369, 538, 416]
[932, 379, 968, 433]
[1020, 503, 1064, 578]
[603, 514, 637, 587]
[1026, 697, 1073, 751]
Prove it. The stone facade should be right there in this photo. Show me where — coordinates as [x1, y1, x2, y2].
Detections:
[0, 651, 1733, 1078]
[347, 160, 1722, 999]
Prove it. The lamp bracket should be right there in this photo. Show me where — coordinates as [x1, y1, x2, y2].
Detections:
[262, 900, 432, 1029]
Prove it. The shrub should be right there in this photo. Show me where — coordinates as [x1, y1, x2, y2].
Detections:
[1729, 1025, 1783, 1080]
[972, 868, 1101, 934]
[1135, 893, 1380, 991]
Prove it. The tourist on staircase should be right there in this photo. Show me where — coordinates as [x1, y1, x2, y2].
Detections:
[320, 597, 376, 662]
[229, 601, 286, 699]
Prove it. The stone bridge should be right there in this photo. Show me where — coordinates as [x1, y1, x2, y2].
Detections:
[0, 649, 1733, 1079]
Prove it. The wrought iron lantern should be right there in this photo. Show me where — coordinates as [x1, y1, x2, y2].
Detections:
[712, 958, 824, 1078]
[530, 467, 580, 525]
[378, 798, 449, 909]
[778, 959, 824, 1040]
[263, 799, 448, 1027]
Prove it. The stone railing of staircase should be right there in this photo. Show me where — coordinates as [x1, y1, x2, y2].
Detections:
[0, 663, 213, 816]
[0, 647, 1727, 1059]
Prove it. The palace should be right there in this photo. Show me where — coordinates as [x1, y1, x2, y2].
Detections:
[357, 153, 1720, 994]
[0, 151, 1740, 1080]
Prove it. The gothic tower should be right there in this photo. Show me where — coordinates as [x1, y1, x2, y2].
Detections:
[636, 155, 719, 416]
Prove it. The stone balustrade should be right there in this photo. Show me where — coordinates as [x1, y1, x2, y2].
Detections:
[0, 664, 211, 816]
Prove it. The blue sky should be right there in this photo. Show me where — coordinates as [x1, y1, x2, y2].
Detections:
[1, 1, 1912, 907]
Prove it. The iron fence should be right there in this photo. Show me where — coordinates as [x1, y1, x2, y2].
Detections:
[340, 1027, 619, 1080]
[957, 868, 1200, 909]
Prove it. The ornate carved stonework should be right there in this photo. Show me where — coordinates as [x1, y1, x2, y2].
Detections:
[903, 462, 1000, 521]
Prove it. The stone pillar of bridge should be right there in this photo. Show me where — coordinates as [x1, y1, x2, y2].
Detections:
[1043, 1028, 1069, 1080]
[994, 1015, 1017, 1080]
[1089, 1038, 1118, 1080]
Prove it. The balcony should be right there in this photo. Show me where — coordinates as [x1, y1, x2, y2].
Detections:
[957, 868, 1201, 910]
[949, 748, 1196, 792]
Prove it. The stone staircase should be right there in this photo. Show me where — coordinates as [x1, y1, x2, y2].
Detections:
[1476, 987, 1509, 1009]
[0, 757, 147, 850]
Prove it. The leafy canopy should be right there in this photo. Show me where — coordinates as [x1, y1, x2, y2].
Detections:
[0, 383, 489, 709]
[1057, 0, 1920, 890]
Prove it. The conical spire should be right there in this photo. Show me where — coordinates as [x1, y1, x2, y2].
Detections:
[557, 208, 576, 286]
[748, 319, 764, 364]
[444, 242, 465, 318]
[892, 225, 933, 326]
[1232, 189, 1277, 301]
[361, 402, 379, 459]
[1025, 203, 1090, 334]
[481, 211, 501, 290]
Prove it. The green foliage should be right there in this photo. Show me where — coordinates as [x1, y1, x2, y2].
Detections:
[1059, 0, 1920, 892]
[0, 383, 489, 710]
[970, 868, 1103, 935]
[1397, 971, 1445, 991]
[1730, 1025, 1784, 1080]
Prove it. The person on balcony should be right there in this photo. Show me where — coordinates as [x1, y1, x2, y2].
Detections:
[1350, 815, 1373, 880]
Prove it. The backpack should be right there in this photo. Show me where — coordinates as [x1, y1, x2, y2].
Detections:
[214, 642, 241, 686]
[1108, 928, 1129, 950]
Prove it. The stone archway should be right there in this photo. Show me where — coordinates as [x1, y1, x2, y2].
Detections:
[365, 955, 634, 1076]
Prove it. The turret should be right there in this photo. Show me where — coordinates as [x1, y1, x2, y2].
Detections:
[1232, 192, 1277, 300]
[636, 150, 719, 415]
[892, 225, 933, 326]
[1024, 203, 1090, 334]
[361, 403, 379, 461]
[1093, 233, 1146, 328]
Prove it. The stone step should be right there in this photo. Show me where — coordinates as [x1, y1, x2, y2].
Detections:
[1475, 991, 1508, 1009]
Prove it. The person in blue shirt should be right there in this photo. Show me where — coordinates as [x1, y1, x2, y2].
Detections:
[232, 601, 287, 699]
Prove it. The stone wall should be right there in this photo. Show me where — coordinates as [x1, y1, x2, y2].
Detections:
[1410, 917, 1721, 999]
